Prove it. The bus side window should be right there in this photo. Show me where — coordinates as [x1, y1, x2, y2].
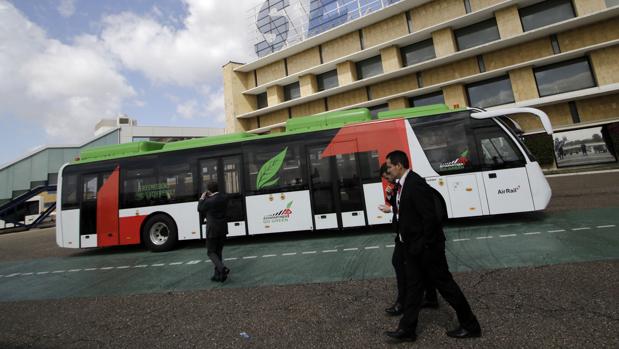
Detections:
[122, 168, 157, 208]
[61, 174, 79, 209]
[475, 127, 525, 169]
[82, 174, 98, 201]
[245, 143, 305, 193]
[158, 161, 195, 203]
[412, 118, 478, 175]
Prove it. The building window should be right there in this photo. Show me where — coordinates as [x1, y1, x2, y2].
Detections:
[409, 91, 445, 107]
[257, 92, 268, 109]
[400, 39, 436, 67]
[455, 18, 500, 51]
[607, 0, 619, 7]
[316, 69, 339, 91]
[534, 57, 596, 97]
[368, 103, 389, 117]
[466, 75, 515, 108]
[356, 55, 383, 80]
[519, 0, 575, 32]
[284, 82, 301, 101]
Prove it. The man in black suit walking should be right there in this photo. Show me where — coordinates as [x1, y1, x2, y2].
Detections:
[383, 150, 481, 342]
[198, 181, 230, 282]
[379, 163, 438, 316]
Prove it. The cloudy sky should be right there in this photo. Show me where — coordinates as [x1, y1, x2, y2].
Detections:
[0, 0, 262, 166]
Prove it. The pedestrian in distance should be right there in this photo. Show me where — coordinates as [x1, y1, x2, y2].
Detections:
[198, 181, 230, 282]
[383, 150, 481, 343]
[378, 163, 438, 317]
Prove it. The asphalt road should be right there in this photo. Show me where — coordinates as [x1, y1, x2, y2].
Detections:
[0, 171, 618, 348]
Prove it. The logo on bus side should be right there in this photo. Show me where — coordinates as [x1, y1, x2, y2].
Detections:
[498, 185, 521, 195]
[263, 201, 294, 224]
[256, 147, 288, 190]
[439, 150, 470, 171]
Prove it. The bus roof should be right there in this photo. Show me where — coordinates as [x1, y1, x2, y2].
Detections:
[75, 104, 464, 164]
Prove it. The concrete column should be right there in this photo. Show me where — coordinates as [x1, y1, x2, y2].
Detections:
[299, 74, 318, 97]
[267, 85, 284, 106]
[380, 45, 403, 73]
[336, 61, 358, 85]
[222, 62, 255, 133]
[509, 67, 539, 102]
[432, 28, 457, 57]
[495, 5, 523, 39]
[573, 0, 606, 16]
[442, 84, 468, 108]
[388, 97, 409, 110]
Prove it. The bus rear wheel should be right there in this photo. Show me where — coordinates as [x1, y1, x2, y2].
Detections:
[142, 214, 178, 252]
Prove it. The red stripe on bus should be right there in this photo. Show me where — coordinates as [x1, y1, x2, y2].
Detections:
[321, 118, 411, 203]
[119, 215, 146, 245]
[96, 167, 120, 247]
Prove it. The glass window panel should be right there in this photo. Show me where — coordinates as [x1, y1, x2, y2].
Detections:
[409, 91, 445, 107]
[410, 114, 478, 174]
[455, 18, 500, 50]
[61, 174, 78, 207]
[356, 55, 383, 80]
[122, 167, 158, 208]
[200, 159, 218, 191]
[534, 58, 595, 97]
[467, 76, 515, 108]
[477, 130, 524, 168]
[520, 0, 575, 32]
[400, 39, 436, 66]
[369, 104, 389, 118]
[257, 92, 268, 109]
[223, 157, 241, 194]
[607, 0, 619, 7]
[82, 174, 98, 201]
[246, 143, 305, 192]
[158, 162, 195, 203]
[284, 81, 301, 101]
[317, 69, 339, 91]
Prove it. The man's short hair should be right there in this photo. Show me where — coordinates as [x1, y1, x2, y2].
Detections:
[207, 181, 219, 193]
[386, 150, 409, 169]
[380, 162, 389, 176]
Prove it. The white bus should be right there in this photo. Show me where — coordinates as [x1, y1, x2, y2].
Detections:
[56, 105, 553, 251]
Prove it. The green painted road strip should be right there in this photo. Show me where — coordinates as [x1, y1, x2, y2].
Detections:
[0, 207, 618, 302]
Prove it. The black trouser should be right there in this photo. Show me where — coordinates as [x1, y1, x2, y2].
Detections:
[206, 236, 226, 275]
[392, 239, 437, 305]
[399, 242, 479, 333]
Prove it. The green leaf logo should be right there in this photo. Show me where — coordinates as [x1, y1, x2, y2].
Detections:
[286, 201, 293, 208]
[256, 147, 287, 190]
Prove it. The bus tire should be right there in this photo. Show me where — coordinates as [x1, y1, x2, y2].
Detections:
[142, 214, 178, 252]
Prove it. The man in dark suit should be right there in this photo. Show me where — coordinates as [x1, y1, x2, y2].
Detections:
[379, 163, 438, 317]
[198, 181, 230, 282]
[383, 150, 481, 342]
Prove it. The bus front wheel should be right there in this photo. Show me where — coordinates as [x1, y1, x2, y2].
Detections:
[142, 214, 178, 252]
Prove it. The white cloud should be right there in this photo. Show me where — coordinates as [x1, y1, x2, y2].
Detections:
[176, 99, 198, 119]
[0, 1, 135, 143]
[58, 0, 76, 18]
[100, 0, 258, 87]
[174, 86, 225, 123]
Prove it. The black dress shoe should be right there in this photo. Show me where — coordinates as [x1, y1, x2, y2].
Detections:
[384, 329, 417, 342]
[210, 274, 222, 282]
[446, 326, 481, 338]
[421, 299, 439, 309]
[384, 303, 403, 316]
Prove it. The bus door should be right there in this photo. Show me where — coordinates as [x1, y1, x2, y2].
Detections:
[308, 144, 366, 229]
[474, 126, 534, 214]
[79, 169, 116, 248]
[199, 155, 246, 237]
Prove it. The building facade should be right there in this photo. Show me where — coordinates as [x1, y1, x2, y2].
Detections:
[223, 0, 619, 169]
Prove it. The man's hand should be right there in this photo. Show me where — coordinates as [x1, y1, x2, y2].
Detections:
[378, 204, 392, 213]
